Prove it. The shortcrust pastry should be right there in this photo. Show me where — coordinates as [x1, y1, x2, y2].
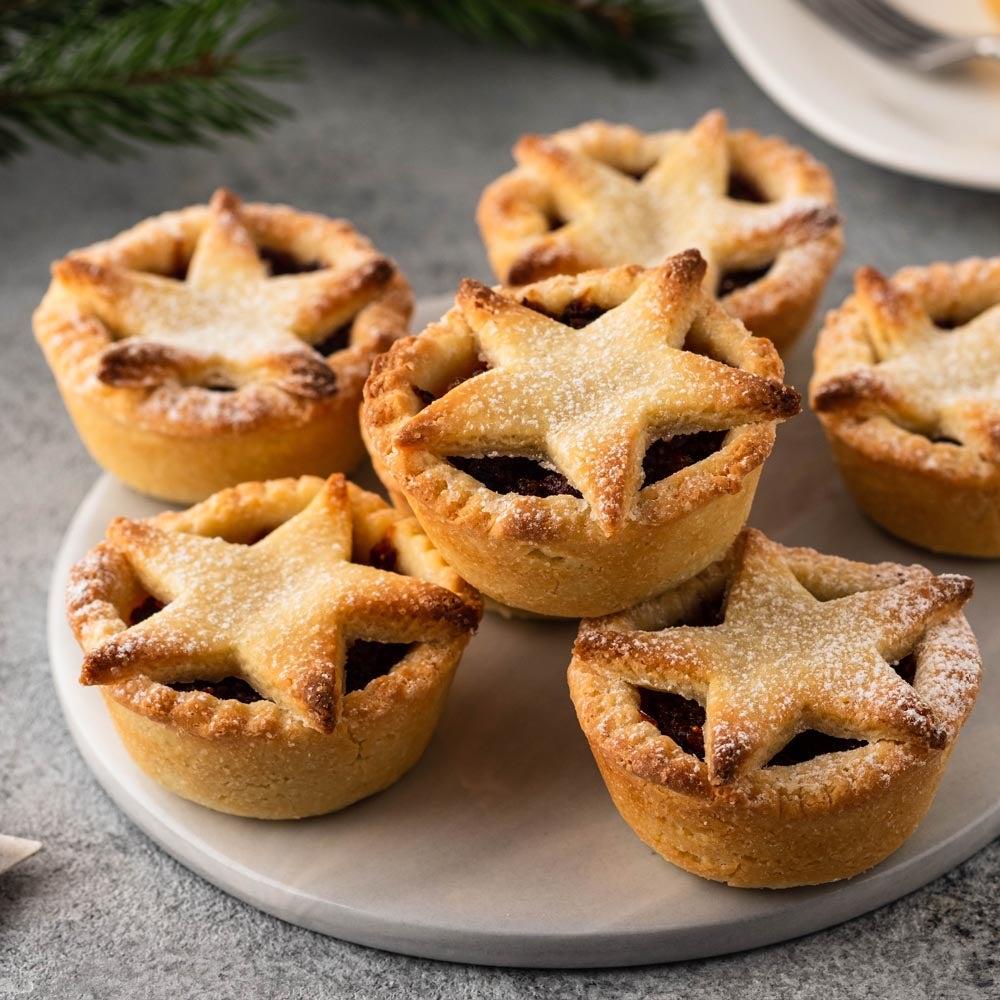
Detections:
[362, 250, 800, 618]
[568, 529, 980, 888]
[66, 475, 481, 819]
[811, 257, 1000, 556]
[35, 189, 412, 502]
[477, 110, 842, 352]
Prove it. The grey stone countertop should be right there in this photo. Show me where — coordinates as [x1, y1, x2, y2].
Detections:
[1, 2, 997, 997]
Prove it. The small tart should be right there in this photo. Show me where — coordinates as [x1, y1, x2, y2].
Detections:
[811, 257, 1000, 556]
[35, 189, 413, 503]
[66, 475, 481, 819]
[477, 110, 842, 353]
[362, 250, 800, 618]
[568, 529, 980, 888]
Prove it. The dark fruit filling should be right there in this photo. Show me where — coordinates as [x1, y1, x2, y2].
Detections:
[639, 689, 705, 758]
[168, 677, 264, 703]
[344, 640, 411, 694]
[546, 208, 567, 231]
[893, 653, 917, 685]
[638, 651, 919, 766]
[129, 596, 165, 625]
[163, 643, 415, 702]
[642, 431, 726, 488]
[258, 247, 323, 276]
[312, 324, 351, 358]
[414, 357, 490, 407]
[522, 296, 606, 329]
[726, 172, 767, 204]
[449, 455, 582, 499]
[905, 426, 962, 447]
[767, 732, 865, 767]
[718, 262, 773, 297]
[366, 537, 398, 572]
[449, 430, 725, 499]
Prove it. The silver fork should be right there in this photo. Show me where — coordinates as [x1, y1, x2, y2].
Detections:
[797, 0, 1000, 71]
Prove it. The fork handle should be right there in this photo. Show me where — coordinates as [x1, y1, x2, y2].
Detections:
[912, 35, 1000, 72]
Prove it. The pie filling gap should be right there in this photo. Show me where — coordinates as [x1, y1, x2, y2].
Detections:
[726, 172, 768, 204]
[344, 640, 413, 694]
[124, 533, 410, 704]
[311, 323, 352, 358]
[257, 246, 324, 276]
[521, 296, 607, 329]
[718, 261, 774, 298]
[414, 356, 490, 408]
[637, 654, 918, 766]
[637, 689, 867, 767]
[447, 430, 726, 499]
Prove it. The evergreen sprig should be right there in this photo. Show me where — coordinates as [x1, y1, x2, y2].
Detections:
[0, 0, 690, 162]
[0, 0, 294, 160]
[340, 0, 690, 77]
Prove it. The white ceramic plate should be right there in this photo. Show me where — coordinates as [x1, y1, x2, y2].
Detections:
[48, 300, 1000, 968]
[701, 0, 1000, 190]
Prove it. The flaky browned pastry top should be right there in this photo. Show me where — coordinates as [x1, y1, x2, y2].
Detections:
[67, 475, 479, 736]
[477, 111, 840, 315]
[811, 258, 1000, 478]
[573, 529, 978, 789]
[366, 250, 800, 538]
[37, 188, 412, 434]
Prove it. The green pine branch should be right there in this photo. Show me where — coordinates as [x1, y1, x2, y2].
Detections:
[0, 0, 691, 162]
[337, 0, 690, 77]
[0, 0, 295, 160]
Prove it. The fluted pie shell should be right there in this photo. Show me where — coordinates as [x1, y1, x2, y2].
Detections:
[363, 251, 800, 618]
[66, 475, 481, 819]
[811, 257, 1000, 556]
[34, 189, 412, 503]
[477, 110, 842, 353]
[568, 530, 981, 888]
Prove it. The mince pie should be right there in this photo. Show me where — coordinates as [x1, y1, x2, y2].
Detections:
[568, 529, 980, 888]
[362, 250, 800, 618]
[35, 189, 412, 502]
[811, 257, 1000, 556]
[477, 110, 842, 353]
[66, 474, 481, 819]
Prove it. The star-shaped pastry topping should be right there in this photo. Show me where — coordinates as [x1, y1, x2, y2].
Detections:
[813, 266, 1000, 461]
[53, 188, 396, 398]
[575, 529, 973, 784]
[79, 475, 478, 733]
[486, 111, 838, 291]
[395, 251, 800, 536]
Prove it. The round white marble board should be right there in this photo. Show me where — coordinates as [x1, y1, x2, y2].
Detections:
[48, 297, 1000, 968]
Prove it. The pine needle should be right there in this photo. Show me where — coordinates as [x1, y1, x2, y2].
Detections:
[335, 0, 691, 77]
[0, 0, 295, 160]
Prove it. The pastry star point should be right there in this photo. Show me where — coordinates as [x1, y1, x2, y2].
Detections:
[585, 530, 971, 785]
[79, 475, 474, 734]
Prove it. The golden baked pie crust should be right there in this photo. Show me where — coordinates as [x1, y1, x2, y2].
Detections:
[810, 257, 1000, 555]
[35, 189, 413, 502]
[66, 475, 481, 818]
[568, 530, 981, 887]
[478, 111, 842, 352]
[363, 252, 800, 617]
